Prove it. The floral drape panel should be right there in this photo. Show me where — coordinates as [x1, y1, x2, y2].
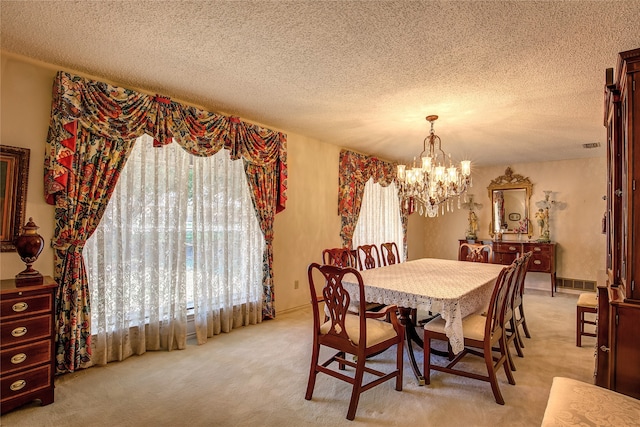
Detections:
[47, 119, 137, 372]
[45, 71, 287, 373]
[337, 149, 409, 253]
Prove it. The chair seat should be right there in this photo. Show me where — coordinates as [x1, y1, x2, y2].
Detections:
[321, 313, 398, 347]
[424, 313, 502, 343]
[577, 292, 597, 308]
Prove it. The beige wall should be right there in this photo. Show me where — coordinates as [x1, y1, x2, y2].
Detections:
[420, 161, 607, 284]
[0, 52, 607, 314]
[272, 133, 342, 312]
[1, 54, 56, 279]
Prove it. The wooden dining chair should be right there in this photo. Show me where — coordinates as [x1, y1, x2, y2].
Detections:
[459, 242, 494, 263]
[380, 242, 401, 266]
[305, 263, 404, 420]
[576, 292, 597, 347]
[506, 251, 532, 363]
[423, 261, 518, 405]
[502, 252, 532, 371]
[322, 247, 357, 268]
[356, 244, 382, 271]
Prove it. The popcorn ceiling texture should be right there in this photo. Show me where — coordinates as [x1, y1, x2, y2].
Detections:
[1, 1, 639, 166]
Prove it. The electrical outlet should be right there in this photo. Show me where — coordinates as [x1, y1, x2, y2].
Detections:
[294, 280, 299, 289]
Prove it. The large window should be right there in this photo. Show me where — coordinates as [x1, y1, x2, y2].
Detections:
[84, 134, 263, 363]
[352, 177, 404, 260]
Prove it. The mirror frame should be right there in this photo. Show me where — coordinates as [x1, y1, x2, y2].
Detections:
[1, 145, 30, 252]
[487, 167, 533, 238]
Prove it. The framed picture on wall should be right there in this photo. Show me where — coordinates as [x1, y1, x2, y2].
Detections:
[0, 145, 30, 252]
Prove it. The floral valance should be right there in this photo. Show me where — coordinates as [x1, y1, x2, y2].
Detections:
[44, 71, 287, 211]
[338, 149, 403, 248]
[338, 149, 396, 216]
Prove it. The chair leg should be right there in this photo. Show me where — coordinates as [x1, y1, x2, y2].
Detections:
[305, 343, 320, 400]
[484, 346, 505, 405]
[395, 340, 404, 391]
[346, 356, 366, 420]
[505, 338, 516, 372]
[519, 305, 531, 338]
[515, 322, 525, 349]
[424, 335, 433, 385]
[499, 336, 516, 386]
[338, 351, 347, 370]
[511, 318, 524, 358]
[576, 307, 582, 347]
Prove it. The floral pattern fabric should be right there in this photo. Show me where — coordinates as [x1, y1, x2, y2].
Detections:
[541, 377, 640, 426]
[337, 149, 408, 253]
[45, 71, 287, 373]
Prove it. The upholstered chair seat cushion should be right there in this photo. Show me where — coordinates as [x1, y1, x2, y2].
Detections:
[424, 313, 502, 342]
[321, 314, 398, 346]
[577, 292, 597, 308]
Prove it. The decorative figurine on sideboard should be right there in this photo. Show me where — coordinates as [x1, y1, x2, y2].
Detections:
[462, 194, 482, 240]
[14, 217, 45, 286]
[535, 191, 565, 243]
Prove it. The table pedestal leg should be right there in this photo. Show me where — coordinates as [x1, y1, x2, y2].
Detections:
[398, 307, 425, 386]
[398, 307, 453, 385]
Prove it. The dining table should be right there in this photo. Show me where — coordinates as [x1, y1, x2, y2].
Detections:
[342, 257, 506, 385]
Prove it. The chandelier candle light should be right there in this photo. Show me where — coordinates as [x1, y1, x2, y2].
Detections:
[396, 115, 472, 217]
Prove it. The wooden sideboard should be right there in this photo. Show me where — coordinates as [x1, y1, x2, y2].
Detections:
[1, 276, 57, 414]
[458, 240, 557, 296]
[596, 48, 640, 398]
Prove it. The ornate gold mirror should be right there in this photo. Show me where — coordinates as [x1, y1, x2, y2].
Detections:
[487, 167, 533, 237]
[1, 145, 30, 252]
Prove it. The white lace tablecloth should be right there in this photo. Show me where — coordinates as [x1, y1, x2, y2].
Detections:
[342, 258, 505, 354]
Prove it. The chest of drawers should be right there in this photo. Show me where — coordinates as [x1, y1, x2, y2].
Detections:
[458, 240, 557, 296]
[1, 276, 57, 414]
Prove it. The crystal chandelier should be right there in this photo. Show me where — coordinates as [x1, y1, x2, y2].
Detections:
[396, 115, 472, 217]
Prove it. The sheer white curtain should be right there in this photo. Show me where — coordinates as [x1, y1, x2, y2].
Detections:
[85, 135, 189, 365]
[191, 148, 264, 344]
[352, 178, 404, 261]
[84, 134, 264, 365]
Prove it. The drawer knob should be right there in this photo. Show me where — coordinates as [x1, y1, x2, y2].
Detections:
[11, 353, 27, 364]
[11, 326, 28, 337]
[534, 247, 541, 252]
[12, 302, 28, 312]
[509, 246, 516, 251]
[533, 260, 542, 265]
[10, 380, 26, 391]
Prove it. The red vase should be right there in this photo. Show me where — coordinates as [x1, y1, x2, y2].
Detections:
[14, 217, 45, 286]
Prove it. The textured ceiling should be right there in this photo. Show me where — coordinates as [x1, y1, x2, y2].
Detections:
[2, 1, 640, 166]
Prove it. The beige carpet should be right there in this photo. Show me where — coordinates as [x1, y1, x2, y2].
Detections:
[1, 289, 595, 427]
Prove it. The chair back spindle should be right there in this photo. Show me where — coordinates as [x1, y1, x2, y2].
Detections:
[322, 247, 357, 268]
[356, 244, 381, 270]
[380, 242, 401, 266]
[459, 242, 494, 263]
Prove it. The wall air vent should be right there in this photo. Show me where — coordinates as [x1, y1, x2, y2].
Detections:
[582, 142, 601, 149]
